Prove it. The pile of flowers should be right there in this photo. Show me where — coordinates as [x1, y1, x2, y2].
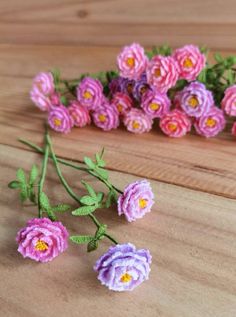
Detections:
[31, 43, 236, 138]
[9, 129, 154, 292]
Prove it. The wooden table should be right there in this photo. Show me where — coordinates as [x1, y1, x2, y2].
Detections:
[1, 1, 236, 316]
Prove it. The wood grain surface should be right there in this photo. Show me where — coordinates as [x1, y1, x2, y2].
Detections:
[0, 1, 236, 316]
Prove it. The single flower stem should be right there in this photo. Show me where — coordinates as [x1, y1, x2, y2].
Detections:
[104, 233, 118, 245]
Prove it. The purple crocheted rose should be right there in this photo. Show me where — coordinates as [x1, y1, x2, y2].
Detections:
[141, 90, 171, 118]
[48, 106, 74, 133]
[92, 100, 119, 131]
[68, 101, 91, 127]
[94, 243, 151, 291]
[194, 106, 226, 137]
[123, 108, 153, 134]
[221, 85, 236, 116]
[179, 82, 214, 118]
[118, 180, 154, 222]
[16, 218, 69, 263]
[133, 73, 150, 100]
[76, 77, 103, 110]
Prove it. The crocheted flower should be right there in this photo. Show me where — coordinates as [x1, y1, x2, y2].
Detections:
[76, 77, 103, 110]
[141, 90, 171, 118]
[194, 107, 226, 137]
[16, 218, 69, 263]
[160, 109, 191, 137]
[117, 43, 148, 80]
[118, 180, 154, 222]
[232, 122, 236, 136]
[92, 101, 119, 131]
[68, 101, 91, 127]
[48, 106, 74, 133]
[179, 82, 214, 118]
[146, 55, 179, 93]
[133, 73, 150, 100]
[111, 92, 133, 115]
[123, 109, 153, 134]
[94, 243, 151, 291]
[173, 45, 206, 81]
[221, 85, 236, 116]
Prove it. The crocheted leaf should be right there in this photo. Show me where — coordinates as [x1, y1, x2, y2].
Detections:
[95, 224, 107, 239]
[95, 167, 108, 180]
[51, 204, 71, 213]
[47, 209, 56, 221]
[8, 180, 21, 189]
[81, 181, 97, 199]
[80, 195, 96, 206]
[87, 239, 98, 252]
[96, 192, 104, 203]
[17, 168, 27, 186]
[40, 192, 50, 211]
[70, 235, 94, 244]
[84, 157, 96, 169]
[72, 205, 97, 216]
[29, 164, 38, 185]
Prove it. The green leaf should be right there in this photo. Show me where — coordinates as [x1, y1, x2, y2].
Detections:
[70, 235, 94, 244]
[80, 195, 96, 206]
[28, 187, 36, 204]
[96, 192, 104, 203]
[60, 96, 69, 106]
[17, 168, 26, 185]
[51, 68, 60, 85]
[40, 192, 50, 211]
[20, 189, 28, 202]
[81, 181, 97, 199]
[105, 190, 117, 208]
[87, 239, 98, 252]
[47, 209, 56, 221]
[228, 69, 235, 85]
[95, 224, 107, 239]
[8, 180, 21, 189]
[29, 165, 38, 185]
[84, 157, 96, 169]
[197, 69, 207, 83]
[51, 204, 71, 213]
[214, 53, 223, 63]
[95, 167, 108, 180]
[72, 205, 97, 216]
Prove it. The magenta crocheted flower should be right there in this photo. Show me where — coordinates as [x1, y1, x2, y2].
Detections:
[111, 92, 133, 115]
[117, 43, 148, 80]
[194, 107, 226, 137]
[16, 218, 69, 263]
[221, 85, 236, 116]
[146, 55, 179, 93]
[141, 90, 171, 118]
[94, 243, 151, 291]
[76, 77, 103, 110]
[118, 180, 154, 222]
[123, 108, 153, 134]
[173, 45, 206, 81]
[179, 82, 214, 118]
[92, 101, 119, 131]
[160, 109, 191, 137]
[232, 122, 236, 136]
[68, 101, 91, 127]
[48, 106, 74, 133]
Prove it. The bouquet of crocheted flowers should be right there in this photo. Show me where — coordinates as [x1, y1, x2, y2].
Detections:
[30, 43, 236, 138]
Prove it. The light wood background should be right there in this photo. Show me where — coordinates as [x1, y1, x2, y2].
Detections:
[0, 1, 236, 316]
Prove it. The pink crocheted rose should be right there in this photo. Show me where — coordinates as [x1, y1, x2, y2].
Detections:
[194, 107, 226, 137]
[111, 92, 133, 115]
[173, 45, 206, 81]
[92, 101, 119, 131]
[76, 77, 103, 110]
[123, 109, 153, 134]
[221, 85, 236, 116]
[141, 90, 171, 118]
[118, 180, 154, 222]
[117, 43, 148, 80]
[16, 218, 69, 263]
[160, 109, 191, 137]
[48, 106, 74, 133]
[146, 55, 179, 93]
[232, 122, 236, 136]
[68, 101, 91, 127]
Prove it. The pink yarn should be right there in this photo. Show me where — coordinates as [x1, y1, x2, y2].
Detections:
[160, 109, 191, 137]
[68, 101, 91, 127]
[76, 77, 103, 110]
[141, 89, 171, 118]
[111, 92, 133, 115]
[221, 85, 236, 116]
[123, 108, 153, 134]
[92, 101, 119, 131]
[48, 106, 74, 134]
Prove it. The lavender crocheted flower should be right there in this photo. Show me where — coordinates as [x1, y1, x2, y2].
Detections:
[133, 73, 150, 100]
[123, 108, 153, 134]
[16, 218, 69, 263]
[76, 77, 103, 110]
[68, 101, 91, 127]
[94, 243, 152, 291]
[48, 106, 74, 133]
[194, 106, 226, 137]
[179, 81, 214, 118]
[141, 89, 171, 118]
[92, 101, 119, 131]
[118, 180, 154, 222]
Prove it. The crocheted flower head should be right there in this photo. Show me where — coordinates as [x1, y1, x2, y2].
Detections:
[160, 109, 191, 138]
[146, 55, 179, 93]
[94, 243, 151, 291]
[118, 179, 154, 222]
[221, 85, 236, 116]
[173, 45, 206, 81]
[141, 89, 171, 118]
[92, 101, 119, 131]
[117, 43, 148, 80]
[194, 107, 226, 137]
[76, 77, 103, 110]
[111, 92, 133, 115]
[179, 81, 214, 118]
[48, 106, 74, 134]
[68, 101, 91, 127]
[123, 108, 153, 134]
[133, 73, 150, 100]
[16, 218, 69, 263]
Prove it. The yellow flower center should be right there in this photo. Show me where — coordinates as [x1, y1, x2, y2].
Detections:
[139, 198, 148, 209]
[35, 240, 48, 251]
[149, 102, 160, 111]
[83, 91, 92, 99]
[120, 273, 132, 283]
[205, 117, 216, 128]
[126, 57, 135, 68]
[188, 96, 199, 108]
[154, 68, 161, 77]
[98, 114, 107, 122]
[132, 120, 140, 129]
[168, 122, 177, 132]
[53, 118, 62, 126]
[117, 104, 123, 113]
[183, 57, 193, 68]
